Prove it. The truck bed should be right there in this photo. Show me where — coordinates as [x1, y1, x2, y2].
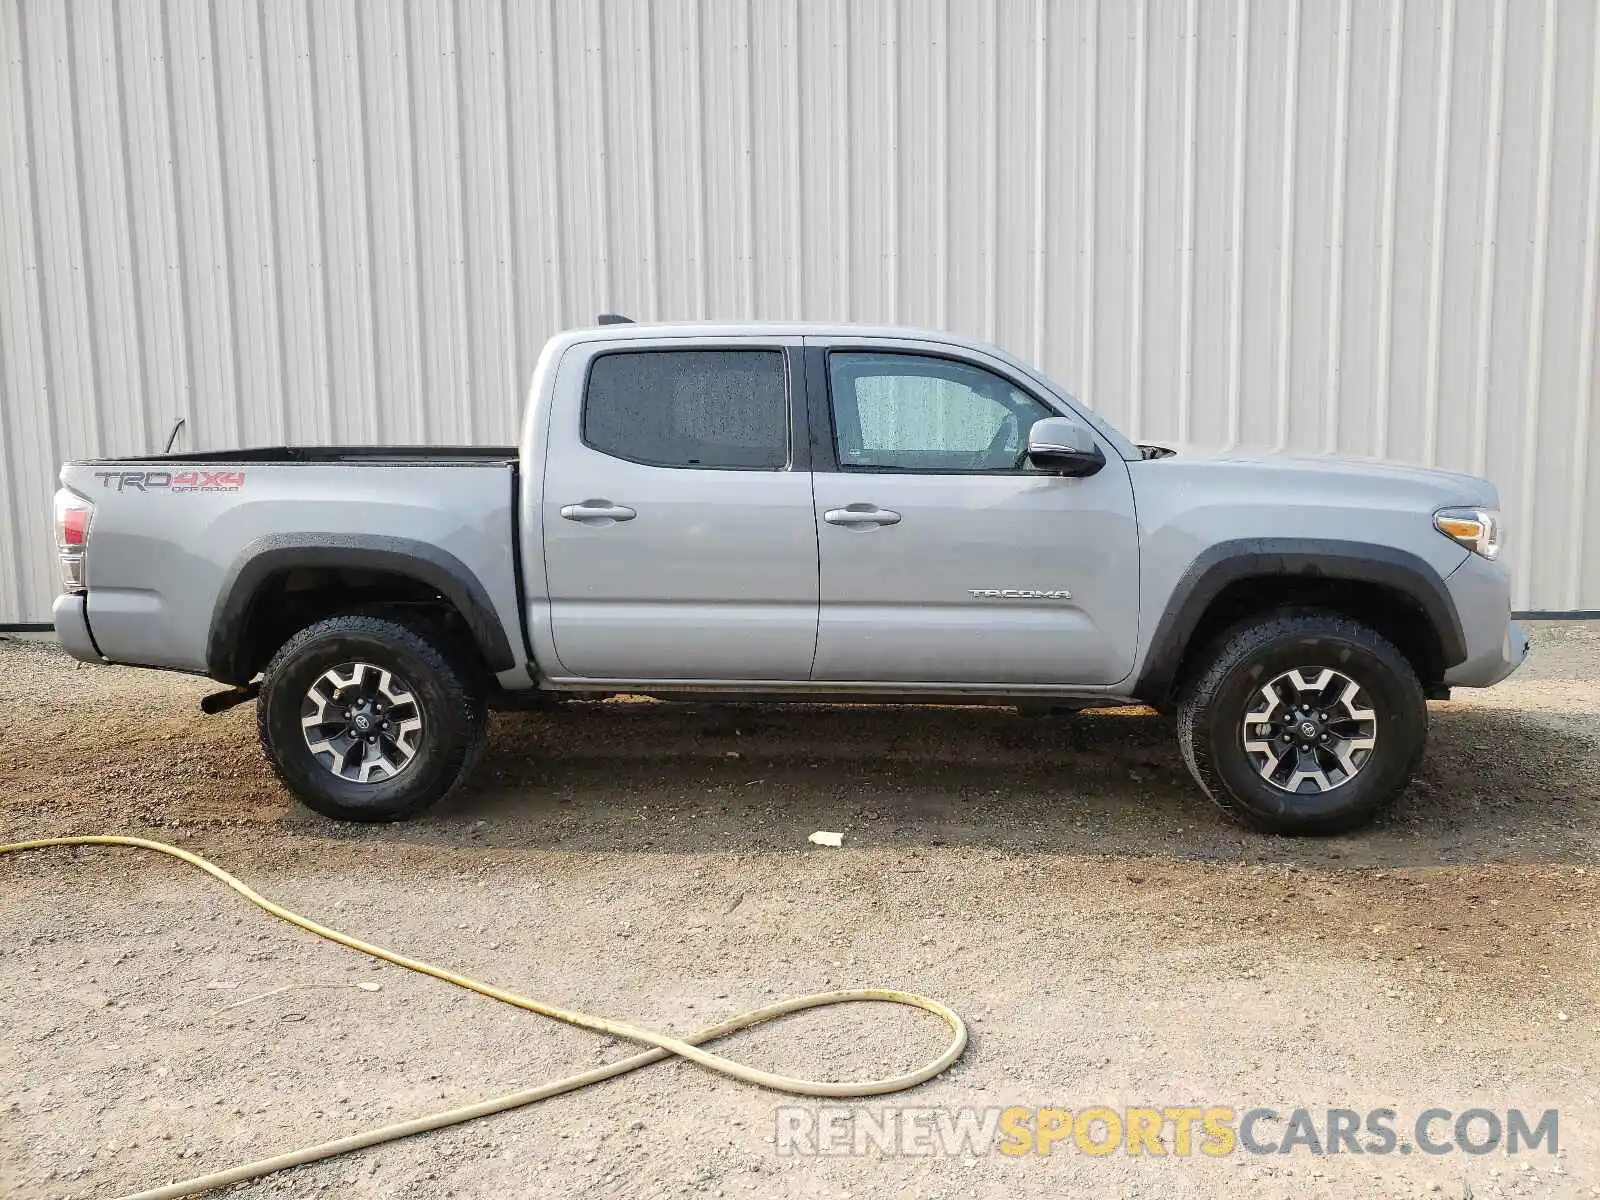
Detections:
[61, 450, 525, 679]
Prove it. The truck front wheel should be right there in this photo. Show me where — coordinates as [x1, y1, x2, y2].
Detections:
[257, 613, 488, 822]
[1176, 611, 1427, 835]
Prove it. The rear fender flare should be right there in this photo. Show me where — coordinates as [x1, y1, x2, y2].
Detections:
[206, 534, 516, 682]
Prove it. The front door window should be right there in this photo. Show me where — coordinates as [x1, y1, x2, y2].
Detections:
[826, 352, 1054, 473]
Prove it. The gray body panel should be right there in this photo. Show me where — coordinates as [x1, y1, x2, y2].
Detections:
[1120, 453, 1488, 688]
[803, 333, 1139, 686]
[52, 593, 102, 664]
[56, 320, 1523, 704]
[58, 457, 525, 684]
[1442, 552, 1528, 687]
[809, 467, 1138, 684]
[534, 334, 818, 680]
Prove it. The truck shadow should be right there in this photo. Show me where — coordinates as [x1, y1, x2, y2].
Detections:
[415, 699, 1599, 870]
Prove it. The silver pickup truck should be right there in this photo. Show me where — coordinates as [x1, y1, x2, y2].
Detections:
[52, 321, 1527, 834]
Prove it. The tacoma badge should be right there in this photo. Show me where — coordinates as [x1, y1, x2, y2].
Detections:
[969, 588, 1073, 600]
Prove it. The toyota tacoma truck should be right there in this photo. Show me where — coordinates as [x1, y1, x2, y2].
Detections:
[51, 321, 1527, 834]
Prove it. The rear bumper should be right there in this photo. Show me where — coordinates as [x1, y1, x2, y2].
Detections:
[1440, 553, 1527, 688]
[53, 592, 105, 665]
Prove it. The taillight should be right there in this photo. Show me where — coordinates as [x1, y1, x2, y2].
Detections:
[62, 507, 88, 546]
[53, 488, 92, 592]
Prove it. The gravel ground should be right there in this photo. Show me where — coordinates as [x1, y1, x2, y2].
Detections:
[1, 625, 1597, 1200]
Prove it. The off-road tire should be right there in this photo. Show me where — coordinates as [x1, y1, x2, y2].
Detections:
[257, 612, 487, 822]
[1176, 611, 1427, 835]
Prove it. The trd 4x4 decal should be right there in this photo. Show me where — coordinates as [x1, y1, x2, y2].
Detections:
[94, 470, 246, 493]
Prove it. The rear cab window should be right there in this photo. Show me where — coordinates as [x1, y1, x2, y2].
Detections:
[582, 349, 790, 470]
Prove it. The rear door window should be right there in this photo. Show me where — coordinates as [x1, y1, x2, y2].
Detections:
[583, 349, 789, 470]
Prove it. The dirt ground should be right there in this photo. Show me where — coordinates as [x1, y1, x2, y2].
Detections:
[1, 625, 1597, 1200]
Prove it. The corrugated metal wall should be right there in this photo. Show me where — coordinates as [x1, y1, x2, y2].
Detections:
[3, 0, 1599, 622]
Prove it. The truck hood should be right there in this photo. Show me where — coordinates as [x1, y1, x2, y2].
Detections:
[1144, 444, 1500, 508]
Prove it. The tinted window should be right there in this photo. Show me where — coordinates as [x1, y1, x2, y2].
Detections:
[827, 352, 1054, 472]
[583, 350, 788, 469]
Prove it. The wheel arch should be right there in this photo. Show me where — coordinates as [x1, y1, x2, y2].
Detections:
[206, 534, 517, 684]
[1134, 538, 1467, 705]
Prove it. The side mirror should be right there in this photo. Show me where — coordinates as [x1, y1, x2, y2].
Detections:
[1026, 416, 1106, 477]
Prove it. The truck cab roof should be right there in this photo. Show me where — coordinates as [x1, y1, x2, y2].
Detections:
[556, 319, 1013, 350]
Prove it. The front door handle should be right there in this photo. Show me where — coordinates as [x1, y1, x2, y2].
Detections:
[560, 500, 637, 524]
[824, 504, 902, 528]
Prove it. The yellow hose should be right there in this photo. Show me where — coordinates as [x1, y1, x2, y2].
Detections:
[1, 835, 967, 1200]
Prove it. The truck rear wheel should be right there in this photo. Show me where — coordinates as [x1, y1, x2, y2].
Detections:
[1176, 611, 1426, 835]
[257, 613, 487, 822]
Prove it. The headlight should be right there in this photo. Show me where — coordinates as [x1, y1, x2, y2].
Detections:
[1434, 506, 1502, 560]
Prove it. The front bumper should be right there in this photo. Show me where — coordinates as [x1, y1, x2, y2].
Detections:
[53, 592, 105, 665]
[1442, 618, 1528, 688]
[1440, 552, 1527, 688]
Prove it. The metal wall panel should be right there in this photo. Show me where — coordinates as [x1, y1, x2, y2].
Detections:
[2, 0, 1599, 622]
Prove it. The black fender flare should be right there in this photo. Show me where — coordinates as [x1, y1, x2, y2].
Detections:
[206, 534, 517, 682]
[1133, 538, 1468, 703]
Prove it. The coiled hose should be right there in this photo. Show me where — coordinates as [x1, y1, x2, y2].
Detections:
[1, 836, 967, 1200]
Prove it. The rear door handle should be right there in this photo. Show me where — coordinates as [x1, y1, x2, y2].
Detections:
[560, 500, 637, 524]
[824, 504, 901, 528]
